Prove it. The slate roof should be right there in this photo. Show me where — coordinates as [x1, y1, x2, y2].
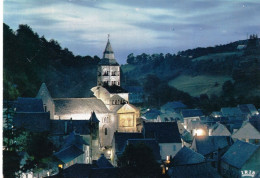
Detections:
[53, 98, 110, 115]
[168, 162, 222, 178]
[209, 122, 231, 136]
[49, 164, 118, 178]
[36, 83, 52, 99]
[54, 145, 84, 164]
[221, 107, 243, 117]
[113, 132, 143, 153]
[62, 131, 88, 150]
[249, 115, 260, 132]
[98, 39, 119, 66]
[90, 111, 99, 123]
[15, 97, 44, 112]
[143, 122, 182, 143]
[96, 154, 114, 168]
[103, 85, 128, 94]
[13, 112, 50, 132]
[181, 109, 204, 118]
[142, 109, 161, 120]
[50, 120, 90, 135]
[173, 146, 205, 166]
[221, 140, 260, 169]
[90, 168, 118, 178]
[54, 163, 93, 178]
[192, 136, 233, 156]
[238, 104, 258, 115]
[126, 139, 161, 160]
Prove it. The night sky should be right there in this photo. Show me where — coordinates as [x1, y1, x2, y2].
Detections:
[4, 0, 260, 64]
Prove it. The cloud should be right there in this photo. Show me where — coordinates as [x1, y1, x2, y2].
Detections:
[3, 0, 260, 64]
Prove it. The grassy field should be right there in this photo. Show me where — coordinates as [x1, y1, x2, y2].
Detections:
[192, 51, 243, 62]
[168, 75, 232, 97]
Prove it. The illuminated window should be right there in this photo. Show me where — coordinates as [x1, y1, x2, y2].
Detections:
[58, 164, 63, 169]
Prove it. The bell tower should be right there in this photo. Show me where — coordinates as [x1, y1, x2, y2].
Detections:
[97, 35, 120, 86]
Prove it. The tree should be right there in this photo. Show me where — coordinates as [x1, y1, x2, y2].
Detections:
[117, 143, 161, 177]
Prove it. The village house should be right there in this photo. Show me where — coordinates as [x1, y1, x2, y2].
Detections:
[48, 154, 117, 178]
[232, 116, 260, 145]
[168, 146, 221, 178]
[221, 140, 260, 178]
[142, 122, 182, 160]
[209, 122, 231, 136]
[191, 135, 233, 169]
[181, 109, 204, 129]
[111, 132, 143, 166]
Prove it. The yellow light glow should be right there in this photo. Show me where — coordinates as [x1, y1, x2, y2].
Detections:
[196, 129, 205, 136]
[58, 164, 63, 169]
[107, 150, 111, 154]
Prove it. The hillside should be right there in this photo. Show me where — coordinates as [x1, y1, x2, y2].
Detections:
[3, 24, 99, 100]
[3, 23, 260, 112]
[121, 36, 260, 110]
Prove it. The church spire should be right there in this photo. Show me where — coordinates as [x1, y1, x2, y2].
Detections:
[103, 34, 114, 60]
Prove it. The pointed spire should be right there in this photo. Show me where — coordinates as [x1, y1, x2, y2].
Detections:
[90, 111, 100, 123]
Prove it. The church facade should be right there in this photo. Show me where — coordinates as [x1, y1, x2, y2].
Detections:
[37, 38, 140, 148]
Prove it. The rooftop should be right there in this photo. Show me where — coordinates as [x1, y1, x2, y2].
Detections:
[53, 97, 110, 115]
[16, 97, 44, 112]
[221, 140, 260, 169]
[173, 146, 205, 166]
[143, 122, 182, 143]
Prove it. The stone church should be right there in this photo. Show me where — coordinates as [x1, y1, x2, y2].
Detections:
[37, 38, 140, 148]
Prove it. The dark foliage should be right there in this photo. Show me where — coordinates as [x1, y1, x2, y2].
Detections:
[3, 23, 100, 100]
[117, 143, 162, 178]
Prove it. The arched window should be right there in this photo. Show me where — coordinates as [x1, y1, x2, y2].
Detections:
[105, 128, 108, 135]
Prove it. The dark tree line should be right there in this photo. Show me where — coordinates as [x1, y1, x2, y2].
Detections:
[3, 23, 100, 100]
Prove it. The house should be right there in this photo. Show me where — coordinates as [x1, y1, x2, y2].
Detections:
[141, 108, 161, 122]
[221, 140, 260, 178]
[232, 117, 260, 145]
[49, 155, 118, 178]
[186, 120, 208, 136]
[142, 122, 182, 160]
[181, 109, 204, 129]
[12, 97, 50, 132]
[111, 132, 143, 165]
[221, 107, 246, 121]
[191, 136, 233, 168]
[168, 162, 222, 178]
[125, 138, 161, 162]
[238, 104, 259, 117]
[159, 111, 181, 122]
[209, 122, 231, 136]
[123, 86, 144, 104]
[167, 146, 223, 178]
[53, 131, 89, 169]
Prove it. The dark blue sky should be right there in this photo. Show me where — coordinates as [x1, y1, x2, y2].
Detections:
[4, 0, 260, 64]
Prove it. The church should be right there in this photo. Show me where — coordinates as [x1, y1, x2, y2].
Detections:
[36, 37, 141, 148]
